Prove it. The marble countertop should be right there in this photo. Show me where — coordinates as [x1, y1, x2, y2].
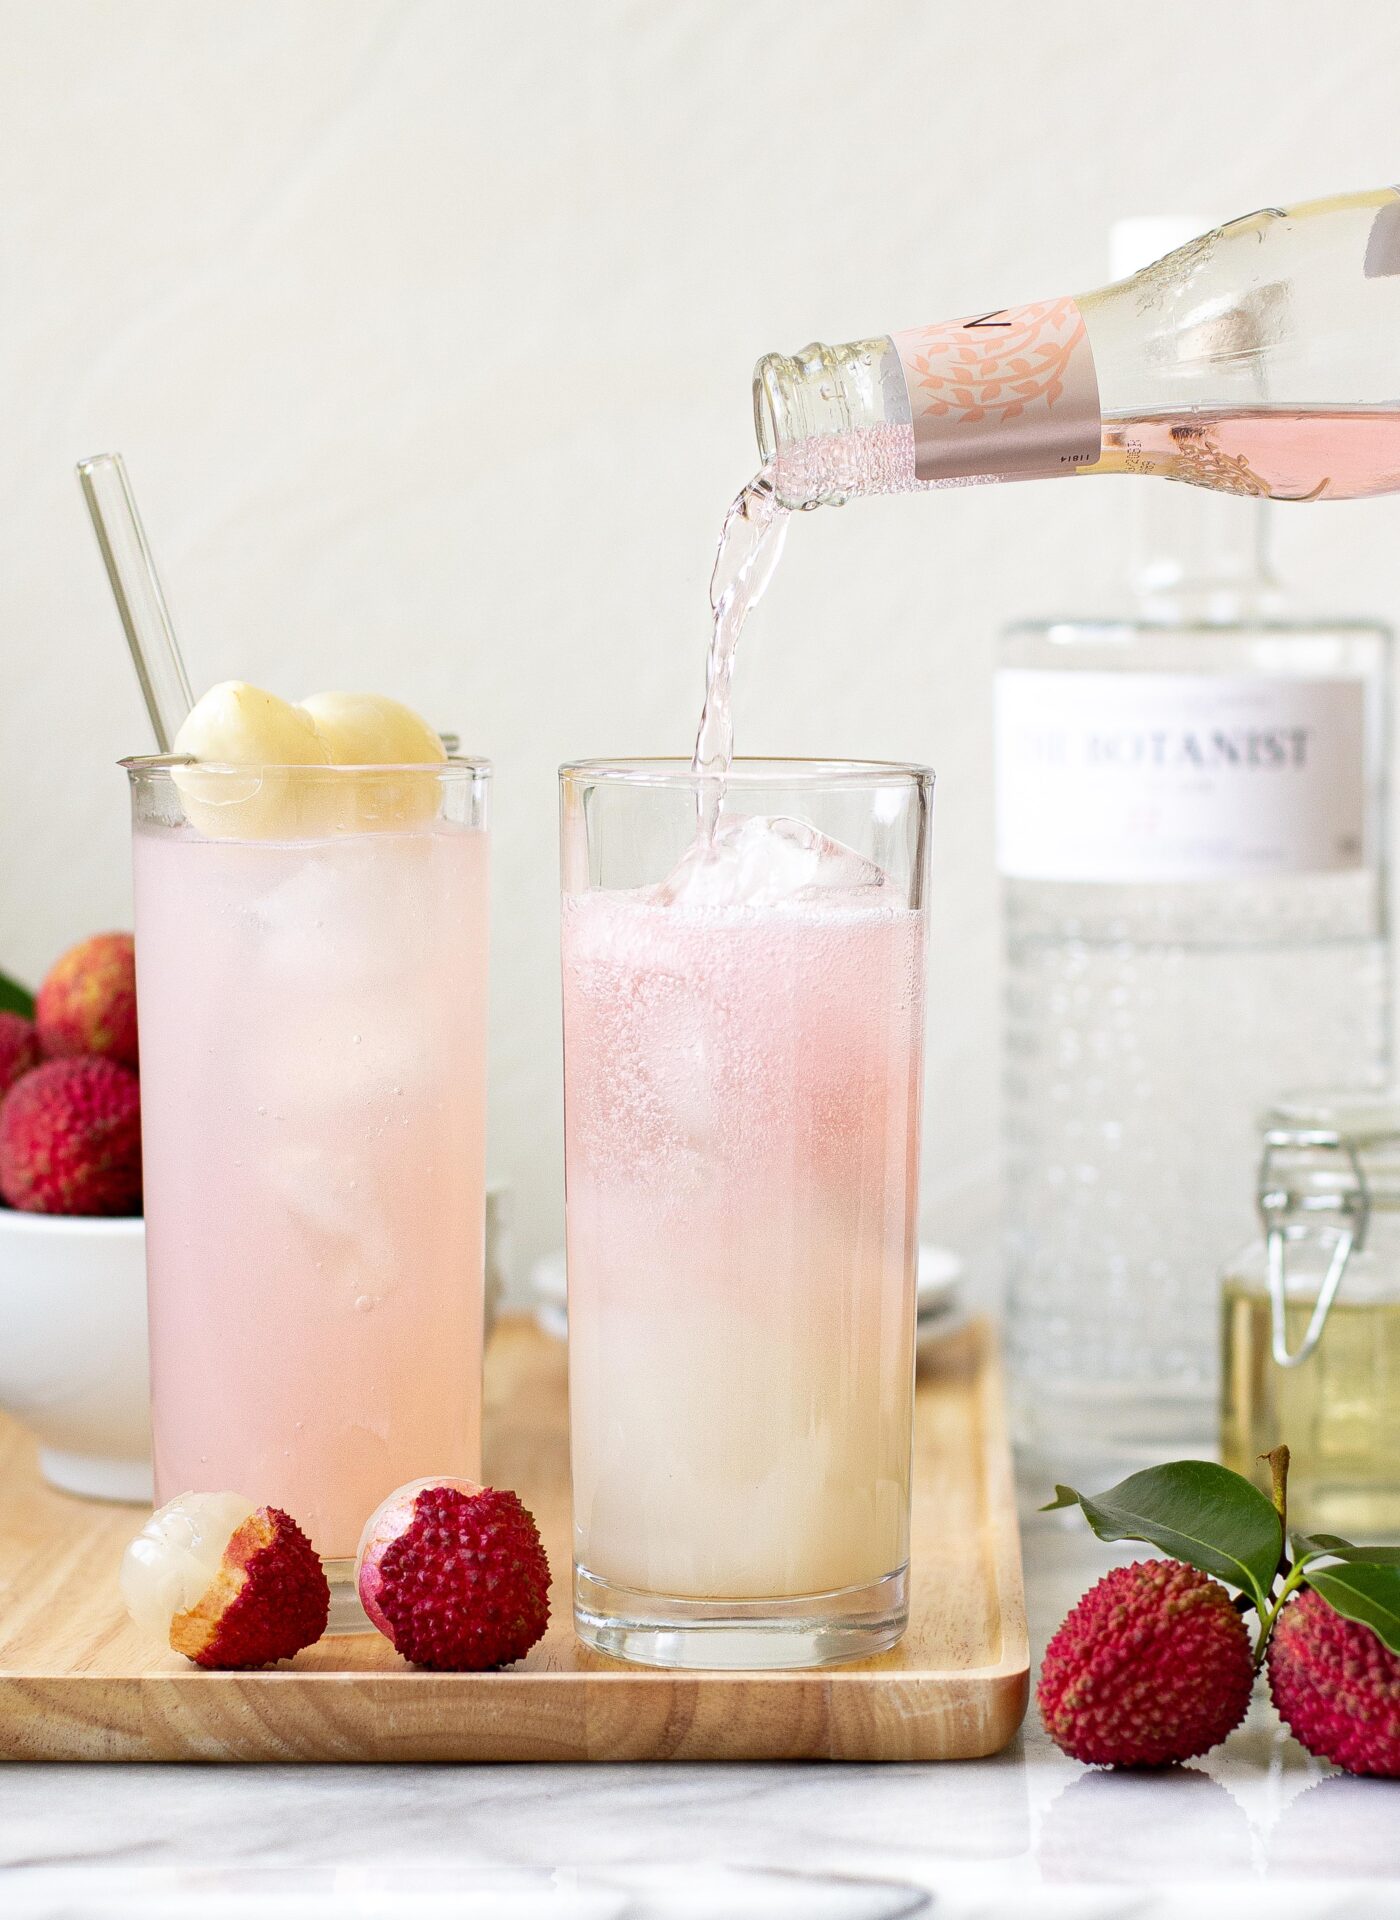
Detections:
[5, 1507, 1398, 1919]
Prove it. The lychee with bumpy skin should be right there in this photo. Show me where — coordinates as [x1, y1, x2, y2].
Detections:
[0, 1056, 141, 1214]
[122, 1491, 330, 1668]
[35, 933, 138, 1069]
[0, 1011, 40, 1099]
[1267, 1586, 1400, 1776]
[355, 1475, 483, 1639]
[1038, 1559, 1255, 1766]
[355, 1476, 551, 1670]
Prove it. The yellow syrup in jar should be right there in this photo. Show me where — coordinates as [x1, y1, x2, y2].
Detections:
[1221, 1279, 1400, 1538]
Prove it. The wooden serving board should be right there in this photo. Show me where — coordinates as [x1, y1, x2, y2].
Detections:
[0, 1315, 1027, 1763]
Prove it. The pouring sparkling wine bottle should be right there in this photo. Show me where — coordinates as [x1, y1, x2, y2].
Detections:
[754, 186, 1400, 508]
[751, 185, 1400, 1480]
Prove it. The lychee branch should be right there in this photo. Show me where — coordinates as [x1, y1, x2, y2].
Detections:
[1265, 1444, 1290, 1570]
[1040, 1451, 1400, 1773]
[1251, 1558, 1310, 1671]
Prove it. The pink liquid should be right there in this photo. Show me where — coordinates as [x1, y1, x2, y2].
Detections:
[775, 409, 1400, 504]
[690, 469, 788, 834]
[1101, 409, 1400, 500]
[562, 887, 925, 1599]
[133, 821, 488, 1559]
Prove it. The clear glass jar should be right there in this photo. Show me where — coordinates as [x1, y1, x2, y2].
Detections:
[1221, 1090, 1400, 1540]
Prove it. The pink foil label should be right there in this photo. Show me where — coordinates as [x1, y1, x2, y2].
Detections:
[893, 298, 1101, 482]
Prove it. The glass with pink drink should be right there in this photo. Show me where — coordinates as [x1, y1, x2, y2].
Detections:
[560, 758, 932, 1668]
[125, 695, 488, 1623]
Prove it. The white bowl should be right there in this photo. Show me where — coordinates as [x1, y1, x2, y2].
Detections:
[0, 1210, 152, 1502]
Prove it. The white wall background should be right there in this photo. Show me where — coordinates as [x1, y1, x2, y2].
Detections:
[3, 0, 1400, 1292]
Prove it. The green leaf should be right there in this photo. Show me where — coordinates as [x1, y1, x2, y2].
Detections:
[1293, 1532, 1400, 1568]
[0, 970, 34, 1020]
[1305, 1561, 1400, 1655]
[1044, 1461, 1283, 1610]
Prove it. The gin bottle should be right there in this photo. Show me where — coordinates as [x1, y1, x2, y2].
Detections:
[999, 222, 1390, 1478]
[754, 186, 1400, 507]
[752, 190, 1399, 1478]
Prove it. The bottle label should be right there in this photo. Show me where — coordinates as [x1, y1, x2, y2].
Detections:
[995, 670, 1371, 881]
[893, 299, 1102, 482]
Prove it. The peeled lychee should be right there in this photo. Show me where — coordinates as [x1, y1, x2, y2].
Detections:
[173, 680, 331, 839]
[0, 1057, 141, 1214]
[297, 691, 446, 767]
[0, 1011, 41, 1099]
[1267, 1586, 1400, 1776]
[298, 691, 446, 830]
[122, 1491, 330, 1669]
[174, 679, 330, 770]
[1038, 1559, 1255, 1767]
[355, 1476, 550, 1670]
[172, 681, 447, 836]
[35, 934, 138, 1069]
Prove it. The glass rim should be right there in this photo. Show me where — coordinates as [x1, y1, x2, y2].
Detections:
[120, 753, 492, 780]
[558, 755, 934, 791]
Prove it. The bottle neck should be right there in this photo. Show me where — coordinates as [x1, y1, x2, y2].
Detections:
[1128, 483, 1284, 623]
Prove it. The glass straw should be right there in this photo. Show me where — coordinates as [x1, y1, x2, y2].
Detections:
[77, 452, 195, 753]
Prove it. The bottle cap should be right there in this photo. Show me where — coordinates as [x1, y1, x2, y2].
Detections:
[1109, 215, 1208, 283]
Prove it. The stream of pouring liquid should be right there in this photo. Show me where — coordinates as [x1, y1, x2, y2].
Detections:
[690, 466, 790, 839]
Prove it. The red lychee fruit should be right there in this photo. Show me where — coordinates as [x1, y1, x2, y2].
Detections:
[36, 932, 138, 1070]
[1038, 1559, 1255, 1767]
[171, 1507, 329, 1668]
[0, 1056, 141, 1214]
[122, 1491, 330, 1669]
[355, 1474, 484, 1639]
[355, 1475, 551, 1670]
[1267, 1586, 1400, 1776]
[0, 1011, 40, 1100]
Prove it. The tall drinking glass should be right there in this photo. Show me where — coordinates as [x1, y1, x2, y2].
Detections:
[560, 758, 932, 1668]
[124, 755, 490, 1623]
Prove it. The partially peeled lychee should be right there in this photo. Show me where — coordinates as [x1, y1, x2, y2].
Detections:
[355, 1476, 550, 1670]
[122, 1491, 329, 1668]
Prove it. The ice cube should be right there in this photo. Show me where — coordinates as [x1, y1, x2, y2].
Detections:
[655, 814, 887, 908]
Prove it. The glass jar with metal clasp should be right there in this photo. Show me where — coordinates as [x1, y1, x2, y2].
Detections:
[1221, 1090, 1400, 1539]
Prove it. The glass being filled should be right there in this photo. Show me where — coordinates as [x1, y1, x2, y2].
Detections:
[560, 757, 931, 1668]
